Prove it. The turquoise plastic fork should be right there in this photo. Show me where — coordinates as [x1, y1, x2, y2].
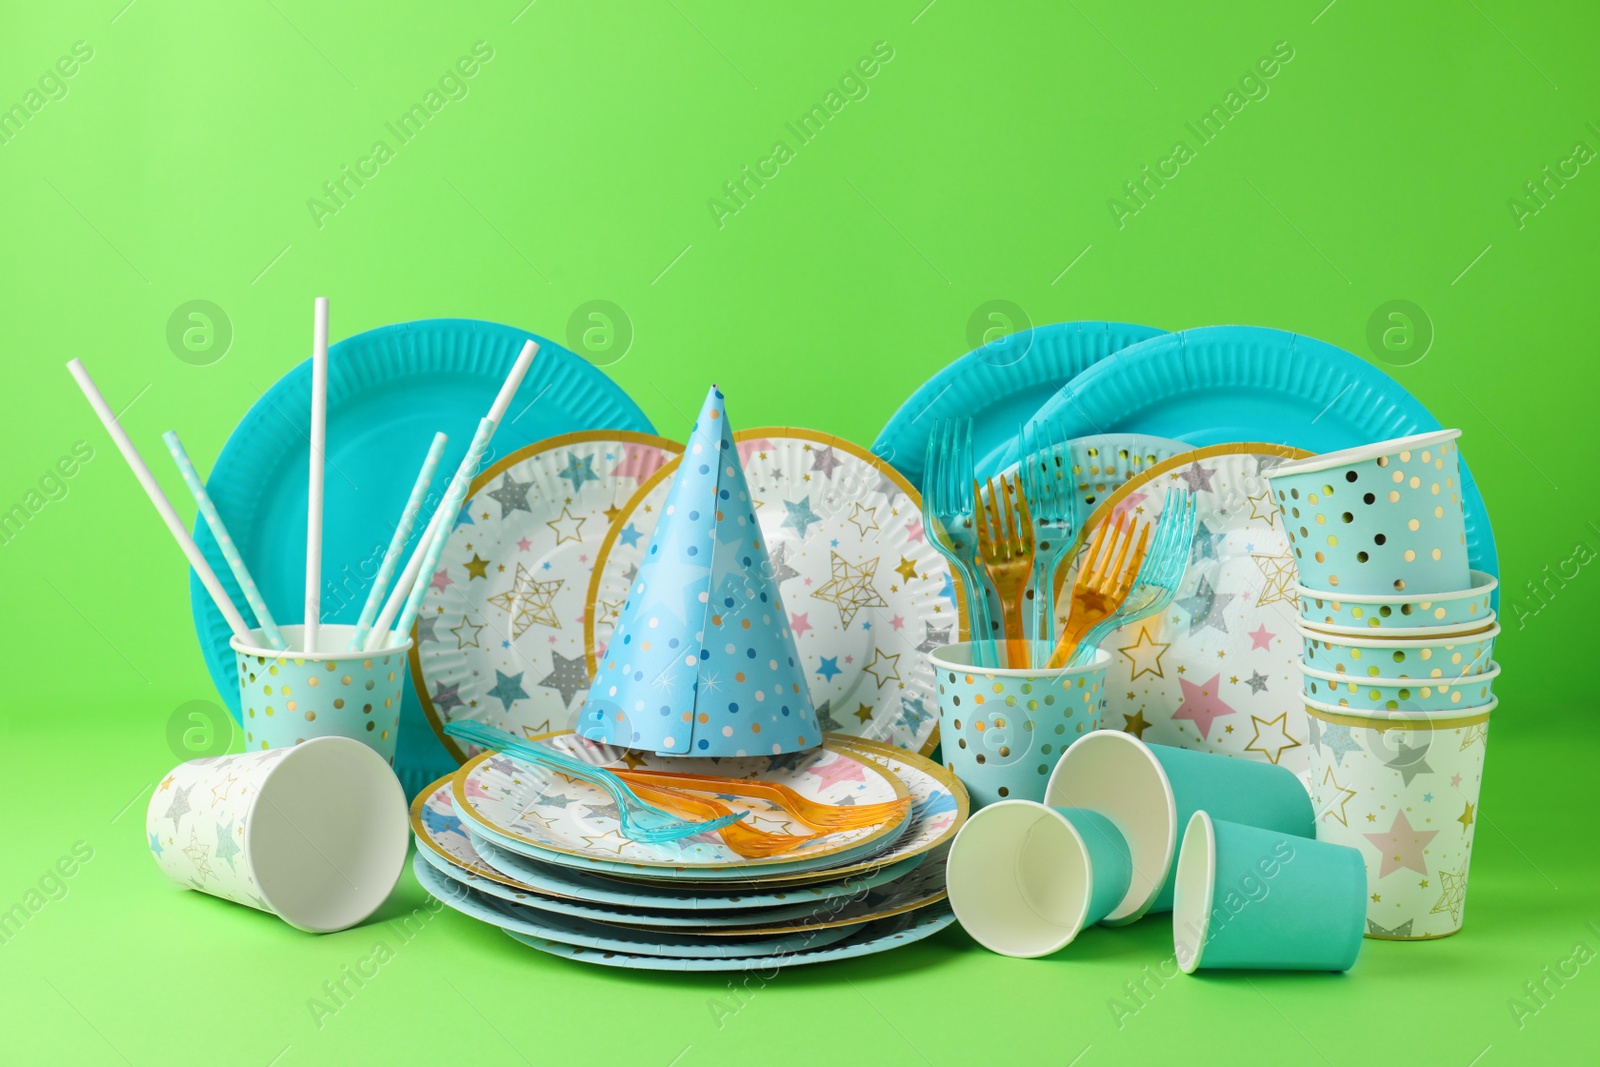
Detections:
[1066, 489, 1198, 668]
[923, 418, 997, 667]
[1018, 419, 1076, 665]
[444, 721, 748, 845]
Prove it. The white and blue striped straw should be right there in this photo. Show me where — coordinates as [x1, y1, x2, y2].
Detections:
[383, 417, 496, 650]
[163, 430, 287, 651]
[346, 431, 448, 651]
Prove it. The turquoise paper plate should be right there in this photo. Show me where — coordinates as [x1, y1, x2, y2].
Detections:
[980, 326, 1499, 595]
[871, 321, 1165, 489]
[188, 319, 654, 793]
[505, 904, 957, 971]
[415, 856, 854, 958]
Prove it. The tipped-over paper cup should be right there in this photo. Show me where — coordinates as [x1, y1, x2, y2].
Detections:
[1267, 429, 1469, 596]
[1172, 812, 1365, 973]
[947, 801, 1131, 957]
[1046, 731, 1315, 925]
[928, 641, 1110, 808]
[231, 624, 412, 765]
[1298, 621, 1497, 681]
[1298, 571, 1497, 633]
[1305, 698, 1493, 939]
[1302, 662, 1499, 713]
[146, 737, 409, 932]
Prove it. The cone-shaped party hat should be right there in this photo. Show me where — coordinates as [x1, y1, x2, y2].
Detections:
[580, 386, 819, 756]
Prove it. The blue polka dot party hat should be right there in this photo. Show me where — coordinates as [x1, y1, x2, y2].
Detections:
[580, 385, 819, 757]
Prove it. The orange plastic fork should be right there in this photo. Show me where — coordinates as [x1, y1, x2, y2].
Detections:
[617, 769, 909, 833]
[1047, 511, 1152, 669]
[626, 781, 825, 859]
[974, 473, 1036, 668]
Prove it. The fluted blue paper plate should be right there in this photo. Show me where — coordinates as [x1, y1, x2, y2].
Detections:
[871, 320, 1166, 489]
[188, 319, 654, 794]
[979, 326, 1498, 593]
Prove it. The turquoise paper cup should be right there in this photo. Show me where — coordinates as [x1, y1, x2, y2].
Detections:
[1298, 621, 1497, 680]
[947, 801, 1132, 957]
[1301, 662, 1499, 712]
[1172, 812, 1365, 973]
[231, 624, 412, 766]
[928, 642, 1110, 809]
[1268, 429, 1469, 595]
[1046, 731, 1316, 925]
[1298, 571, 1497, 633]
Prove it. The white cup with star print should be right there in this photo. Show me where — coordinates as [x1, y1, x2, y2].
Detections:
[1304, 697, 1494, 940]
[146, 736, 409, 932]
[231, 624, 413, 765]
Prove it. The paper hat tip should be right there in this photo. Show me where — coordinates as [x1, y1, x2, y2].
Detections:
[580, 385, 819, 757]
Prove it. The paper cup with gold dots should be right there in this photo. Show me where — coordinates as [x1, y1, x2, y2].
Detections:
[231, 624, 412, 765]
[1267, 429, 1469, 596]
[927, 642, 1110, 809]
[1297, 572, 1497, 633]
[145, 736, 409, 932]
[1305, 697, 1494, 940]
[1302, 662, 1499, 713]
[1298, 621, 1497, 680]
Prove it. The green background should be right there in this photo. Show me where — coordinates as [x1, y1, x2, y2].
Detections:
[3, 1, 1596, 1063]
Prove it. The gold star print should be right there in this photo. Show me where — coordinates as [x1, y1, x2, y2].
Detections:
[1460, 723, 1487, 750]
[863, 649, 901, 688]
[487, 564, 565, 638]
[619, 750, 647, 770]
[1457, 801, 1475, 832]
[1431, 863, 1469, 923]
[894, 556, 920, 583]
[546, 506, 586, 545]
[853, 703, 875, 724]
[183, 828, 214, 881]
[1117, 625, 1171, 681]
[519, 721, 553, 738]
[597, 600, 623, 628]
[1251, 553, 1297, 607]
[1122, 709, 1151, 739]
[450, 614, 485, 649]
[209, 773, 236, 807]
[847, 503, 881, 537]
[1244, 712, 1301, 765]
[603, 503, 624, 523]
[1246, 492, 1279, 525]
[464, 554, 490, 580]
[1419, 879, 1429, 889]
[1366, 812, 1377, 822]
[579, 829, 633, 856]
[812, 552, 888, 627]
[1371, 893, 1382, 903]
[1320, 766, 1358, 827]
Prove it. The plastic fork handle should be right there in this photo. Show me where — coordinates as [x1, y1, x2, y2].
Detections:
[443, 721, 749, 832]
[618, 769, 909, 831]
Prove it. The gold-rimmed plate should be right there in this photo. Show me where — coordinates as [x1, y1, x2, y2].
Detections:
[410, 430, 681, 763]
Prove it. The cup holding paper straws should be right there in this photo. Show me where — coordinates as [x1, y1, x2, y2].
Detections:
[232, 624, 412, 765]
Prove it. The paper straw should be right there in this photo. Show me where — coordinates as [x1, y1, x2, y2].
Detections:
[163, 430, 287, 651]
[66, 359, 251, 639]
[384, 417, 496, 649]
[304, 297, 329, 652]
[489, 339, 539, 424]
[346, 430, 448, 651]
[360, 338, 539, 651]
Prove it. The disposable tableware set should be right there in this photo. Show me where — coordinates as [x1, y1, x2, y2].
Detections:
[83, 310, 1497, 976]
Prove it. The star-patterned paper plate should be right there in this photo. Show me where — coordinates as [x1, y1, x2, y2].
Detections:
[413, 855, 857, 958]
[410, 431, 682, 764]
[452, 732, 910, 874]
[1056, 444, 1316, 784]
[411, 771, 924, 908]
[504, 905, 957, 971]
[590, 735, 969, 889]
[584, 429, 961, 755]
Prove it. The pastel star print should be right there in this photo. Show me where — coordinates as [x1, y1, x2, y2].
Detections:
[1172, 674, 1236, 740]
[558, 452, 600, 491]
[487, 472, 534, 518]
[782, 495, 823, 537]
[1362, 810, 1438, 878]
